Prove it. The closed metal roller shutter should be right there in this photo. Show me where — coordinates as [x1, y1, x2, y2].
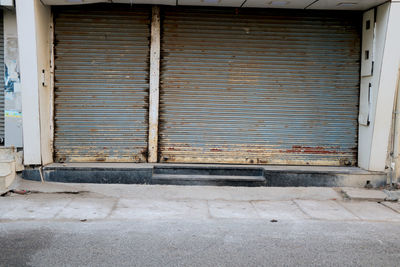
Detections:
[54, 5, 150, 162]
[0, 13, 4, 144]
[159, 7, 361, 166]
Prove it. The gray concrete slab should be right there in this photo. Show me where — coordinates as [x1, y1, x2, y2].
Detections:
[2, 192, 400, 223]
[383, 190, 400, 201]
[55, 197, 116, 220]
[208, 200, 259, 219]
[10, 176, 81, 194]
[341, 201, 400, 222]
[11, 177, 343, 202]
[381, 201, 400, 214]
[252, 200, 309, 220]
[3, 178, 400, 223]
[0, 196, 26, 215]
[0, 195, 72, 220]
[110, 199, 209, 220]
[341, 187, 388, 201]
[294, 200, 359, 221]
[224, 187, 342, 201]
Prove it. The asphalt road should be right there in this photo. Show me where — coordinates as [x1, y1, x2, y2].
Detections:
[1, 219, 400, 267]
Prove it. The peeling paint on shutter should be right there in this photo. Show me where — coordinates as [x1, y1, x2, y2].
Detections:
[159, 7, 361, 166]
[54, 4, 150, 162]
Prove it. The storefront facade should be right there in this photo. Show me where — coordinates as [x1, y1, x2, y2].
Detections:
[15, 0, 400, 175]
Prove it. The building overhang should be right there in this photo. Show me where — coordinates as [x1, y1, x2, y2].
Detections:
[41, 0, 389, 11]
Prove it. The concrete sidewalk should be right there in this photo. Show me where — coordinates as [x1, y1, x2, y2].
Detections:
[1, 177, 400, 222]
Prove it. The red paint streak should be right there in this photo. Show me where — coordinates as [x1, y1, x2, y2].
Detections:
[282, 146, 339, 154]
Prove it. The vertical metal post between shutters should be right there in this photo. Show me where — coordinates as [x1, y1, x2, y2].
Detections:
[159, 7, 361, 166]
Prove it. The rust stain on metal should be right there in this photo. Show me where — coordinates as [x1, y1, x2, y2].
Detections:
[158, 6, 360, 166]
[140, 148, 148, 159]
[282, 146, 341, 155]
[53, 4, 151, 163]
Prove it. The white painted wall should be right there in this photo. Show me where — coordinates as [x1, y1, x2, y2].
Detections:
[16, 0, 52, 165]
[370, 2, 400, 171]
[16, 0, 41, 165]
[358, 9, 374, 128]
[358, 4, 390, 170]
[359, 1, 400, 172]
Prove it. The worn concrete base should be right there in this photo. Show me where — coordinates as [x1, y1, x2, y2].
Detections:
[23, 165, 152, 184]
[383, 190, 400, 201]
[22, 163, 387, 188]
[9, 176, 344, 201]
[341, 187, 390, 202]
[382, 202, 400, 213]
[0, 162, 16, 191]
[0, 147, 20, 193]
[265, 172, 386, 187]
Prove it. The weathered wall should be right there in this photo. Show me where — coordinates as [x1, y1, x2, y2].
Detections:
[35, 1, 52, 165]
[358, 3, 389, 171]
[16, 0, 42, 164]
[3, 9, 22, 147]
[358, 2, 400, 172]
[16, 0, 52, 165]
[369, 1, 400, 171]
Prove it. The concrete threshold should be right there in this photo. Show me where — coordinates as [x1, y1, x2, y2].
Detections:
[21, 163, 387, 188]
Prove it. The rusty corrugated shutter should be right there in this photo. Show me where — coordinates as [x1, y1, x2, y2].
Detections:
[0, 13, 4, 144]
[159, 7, 361, 166]
[54, 4, 150, 162]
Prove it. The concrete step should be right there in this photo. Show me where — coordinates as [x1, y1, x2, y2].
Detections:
[152, 174, 266, 186]
[153, 166, 264, 176]
[22, 163, 388, 187]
